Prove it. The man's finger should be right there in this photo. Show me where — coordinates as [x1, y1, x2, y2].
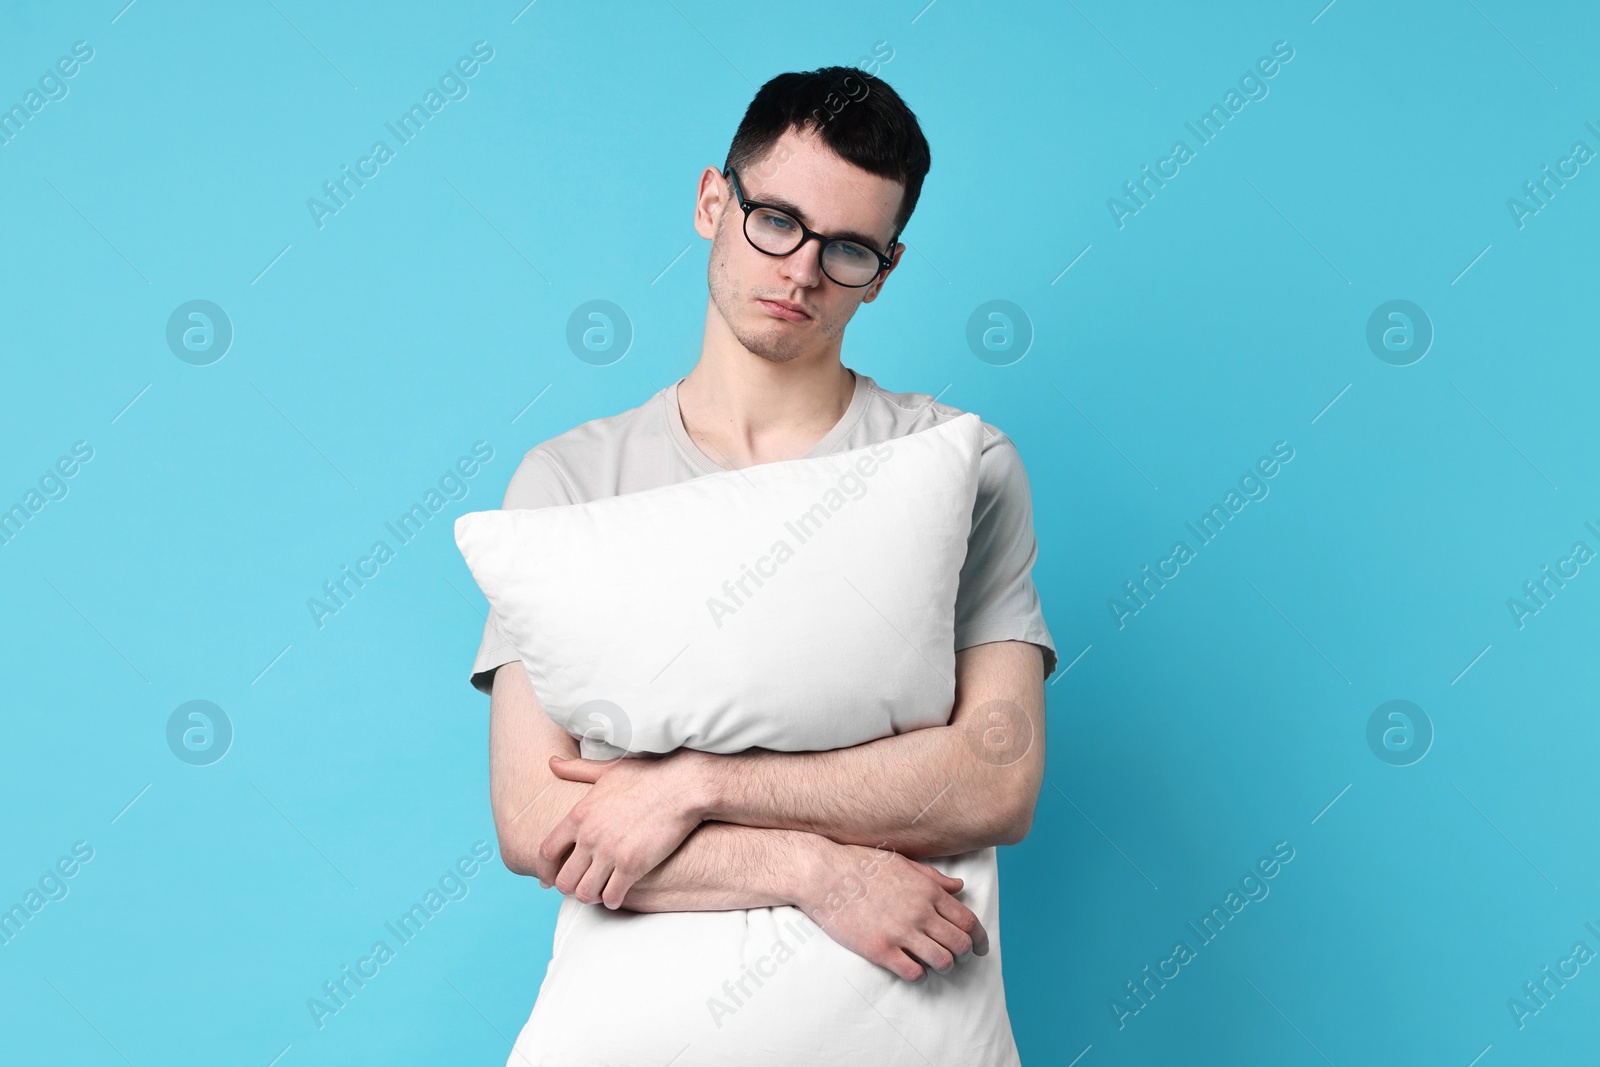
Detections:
[924, 914, 975, 960]
[549, 755, 608, 783]
[601, 867, 635, 910]
[888, 950, 925, 983]
[554, 847, 592, 896]
[574, 856, 613, 905]
[537, 820, 573, 860]
[917, 862, 962, 889]
[537, 819, 579, 875]
[905, 934, 956, 975]
[530, 843, 560, 885]
[932, 892, 989, 956]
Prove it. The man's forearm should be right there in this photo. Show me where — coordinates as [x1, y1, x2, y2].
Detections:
[697, 641, 1045, 858]
[618, 822, 993, 986]
[704, 728, 1018, 858]
[618, 823, 821, 913]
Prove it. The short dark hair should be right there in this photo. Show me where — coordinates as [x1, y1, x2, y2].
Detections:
[723, 65, 931, 247]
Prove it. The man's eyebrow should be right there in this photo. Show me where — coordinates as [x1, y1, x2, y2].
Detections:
[753, 189, 889, 251]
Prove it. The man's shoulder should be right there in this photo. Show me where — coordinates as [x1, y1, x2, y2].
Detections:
[861, 377, 1021, 464]
[502, 385, 671, 507]
[520, 386, 668, 468]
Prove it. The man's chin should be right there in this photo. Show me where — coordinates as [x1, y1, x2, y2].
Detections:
[736, 329, 804, 365]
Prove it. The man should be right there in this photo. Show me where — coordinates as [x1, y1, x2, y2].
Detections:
[469, 66, 1057, 1065]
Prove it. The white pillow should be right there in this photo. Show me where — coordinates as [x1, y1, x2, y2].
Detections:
[453, 411, 1023, 1066]
[454, 411, 984, 760]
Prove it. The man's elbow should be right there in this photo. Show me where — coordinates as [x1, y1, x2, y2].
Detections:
[994, 813, 1032, 847]
[499, 840, 535, 877]
[491, 784, 563, 878]
[496, 829, 545, 878]
[994, 784, 1039, 846]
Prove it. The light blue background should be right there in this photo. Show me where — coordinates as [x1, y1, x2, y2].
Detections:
[3, 1, 1597, 1063]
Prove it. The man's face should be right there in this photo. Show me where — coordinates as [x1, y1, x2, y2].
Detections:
[698, 126, 906, 365]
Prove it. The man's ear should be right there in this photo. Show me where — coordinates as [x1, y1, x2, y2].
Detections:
[693, 166, 728, 240]
[862, 241, 905, 304]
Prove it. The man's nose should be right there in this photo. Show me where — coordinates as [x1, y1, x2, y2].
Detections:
[778, 236, 824, 286]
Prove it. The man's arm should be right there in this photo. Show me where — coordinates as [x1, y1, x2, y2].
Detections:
[487, 661, 987, 981]
[487, 662, 801, 910]
[620, 820, 988, 982]
[702, 639, 1046, 853]
[549, 640, 1046, 867]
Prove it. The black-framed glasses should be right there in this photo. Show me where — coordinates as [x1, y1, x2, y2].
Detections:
[722, 166, 897, 288]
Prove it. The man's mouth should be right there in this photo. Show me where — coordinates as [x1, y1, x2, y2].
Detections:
[757, 298, 811, 323]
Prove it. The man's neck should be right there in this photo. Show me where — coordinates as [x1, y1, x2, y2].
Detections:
[677, 355, 855, 471]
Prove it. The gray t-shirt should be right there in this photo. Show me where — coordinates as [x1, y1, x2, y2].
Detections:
[469, 366, 1057, 694]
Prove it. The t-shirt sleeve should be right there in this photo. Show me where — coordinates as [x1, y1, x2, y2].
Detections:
[467, 448, 576, 696]
[953, 427, 1058, 679]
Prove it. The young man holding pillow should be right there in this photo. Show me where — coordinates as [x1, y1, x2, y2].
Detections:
[469, 67, 1057, 1065]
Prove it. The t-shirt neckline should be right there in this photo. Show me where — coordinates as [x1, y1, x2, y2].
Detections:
[664, 367, 870, 474]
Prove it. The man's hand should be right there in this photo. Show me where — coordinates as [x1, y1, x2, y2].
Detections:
[537, 750, 716, 909]
[797, 839, 989, 983]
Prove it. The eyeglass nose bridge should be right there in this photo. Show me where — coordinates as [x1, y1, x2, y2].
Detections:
[759, 216, 830, 264]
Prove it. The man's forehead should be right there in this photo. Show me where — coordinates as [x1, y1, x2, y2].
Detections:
[741, 163, 900, 250]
